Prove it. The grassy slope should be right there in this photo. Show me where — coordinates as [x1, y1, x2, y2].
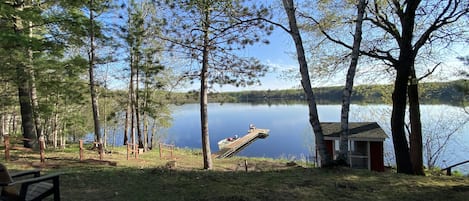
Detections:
[2, 146, 468, 201]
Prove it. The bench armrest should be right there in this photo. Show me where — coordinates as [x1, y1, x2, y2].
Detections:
[10, 169, 41, 178]
[11, 173, 61, 186]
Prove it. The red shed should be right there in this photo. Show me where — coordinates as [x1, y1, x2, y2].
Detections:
[320, 122, 388, 172]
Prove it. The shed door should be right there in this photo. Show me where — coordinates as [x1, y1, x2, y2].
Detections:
[370, 141, 384, 172]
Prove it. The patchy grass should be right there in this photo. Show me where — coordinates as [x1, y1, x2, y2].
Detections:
[2, 145, 468, 201]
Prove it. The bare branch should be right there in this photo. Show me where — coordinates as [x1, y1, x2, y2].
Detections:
[418, 62, 441, 81]
[365, 1, 402, 43]
[257, 18, 291, 34]
[414, 0, 469, 52]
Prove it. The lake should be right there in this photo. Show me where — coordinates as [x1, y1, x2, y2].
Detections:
[164, 103, 469, 173]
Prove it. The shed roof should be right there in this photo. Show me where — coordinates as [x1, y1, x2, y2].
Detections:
[321, 122, 388, 141]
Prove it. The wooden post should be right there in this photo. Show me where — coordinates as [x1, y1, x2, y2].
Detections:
[170, 145, 174, 159]
[134, 143, 138, 160]
[4, 135, 10, 161]
[446, 168, 452, 176]
[126, 143, 130, 160]
[98, 142, 103, 160]
[159, 143, 162, 159]
[79, 140, 84, 161]
[245, 160, 248, 172]
[39, 137, 45, 163]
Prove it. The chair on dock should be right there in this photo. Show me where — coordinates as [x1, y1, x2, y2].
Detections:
[0, 164, 60, 201]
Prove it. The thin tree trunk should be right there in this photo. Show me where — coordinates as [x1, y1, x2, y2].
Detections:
[142, 65, 152, 151]
[338, 0, 366, 164]
[142, 79, 149, 151]
[52, 107, 58, 149]
[102, 68, 108, 149]
[1, 112, 4, 137]
[282, 0, 330, 167]
[103, 95, 107, 149]
[60, 121, 66, 148]
[130, 52, 136, 149]
[408, 68, 424, 175]
[88, 0, 102, 144]
[124, 81, 131, 145]
[200, 3, 213, 169]
[11, 112, 18, 136]
[150, 120, 157, 149]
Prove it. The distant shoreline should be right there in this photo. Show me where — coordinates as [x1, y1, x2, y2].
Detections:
[168, 79, 468, 106]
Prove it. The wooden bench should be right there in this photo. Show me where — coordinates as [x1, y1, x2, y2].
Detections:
[0, 164, 60, 201]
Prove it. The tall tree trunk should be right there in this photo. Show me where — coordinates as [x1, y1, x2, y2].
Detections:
[13, 1, 35, 148]
[200, 3, 213, 169]
[338, 0, 366, 164]
[391, 64, 413, 174]
[135, 61, 143, 149]
[16, 64, 35, 148]
[390, 1, 420, 174]
[408, 68, 424, 175]
[88, 0, 102, 144]
[282, 0, 330, 167]
[29, 32, 42, 141]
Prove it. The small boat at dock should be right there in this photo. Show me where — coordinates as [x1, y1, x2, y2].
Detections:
[215, 124, 270, 158]
[217, 135, 239, 150]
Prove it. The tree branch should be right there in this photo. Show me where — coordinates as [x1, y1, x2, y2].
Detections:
[414, 0, 469, 52]
[418, 62, 441, 81]
[257, 18, 291, 34]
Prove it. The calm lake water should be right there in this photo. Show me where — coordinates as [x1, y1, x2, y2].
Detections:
[164, 103, 469, 173]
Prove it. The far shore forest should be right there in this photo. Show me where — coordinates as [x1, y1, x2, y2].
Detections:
[173, 80, 468, 105]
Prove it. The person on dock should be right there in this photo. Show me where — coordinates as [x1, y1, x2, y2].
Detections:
[249, 124, 256, 131]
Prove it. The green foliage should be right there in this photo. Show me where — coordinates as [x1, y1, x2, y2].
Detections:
[161, 0, 274, 88]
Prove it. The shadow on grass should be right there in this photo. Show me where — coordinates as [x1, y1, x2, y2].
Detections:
[56, 166, 469, 201]
[3, 147, 468, 201]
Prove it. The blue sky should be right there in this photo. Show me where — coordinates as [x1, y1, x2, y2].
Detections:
[104, 1, 468, 92]
[190, 29, 468, 93]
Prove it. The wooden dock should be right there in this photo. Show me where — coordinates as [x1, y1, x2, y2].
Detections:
[215, 128, 269, 158]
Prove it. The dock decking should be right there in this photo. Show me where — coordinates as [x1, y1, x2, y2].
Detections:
[215, 128, 269, 158]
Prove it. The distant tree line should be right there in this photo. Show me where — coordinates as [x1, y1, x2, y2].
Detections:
[170, 80, 468, 106]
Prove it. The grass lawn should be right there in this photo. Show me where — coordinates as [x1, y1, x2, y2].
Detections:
[2, 144, 468, 201]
